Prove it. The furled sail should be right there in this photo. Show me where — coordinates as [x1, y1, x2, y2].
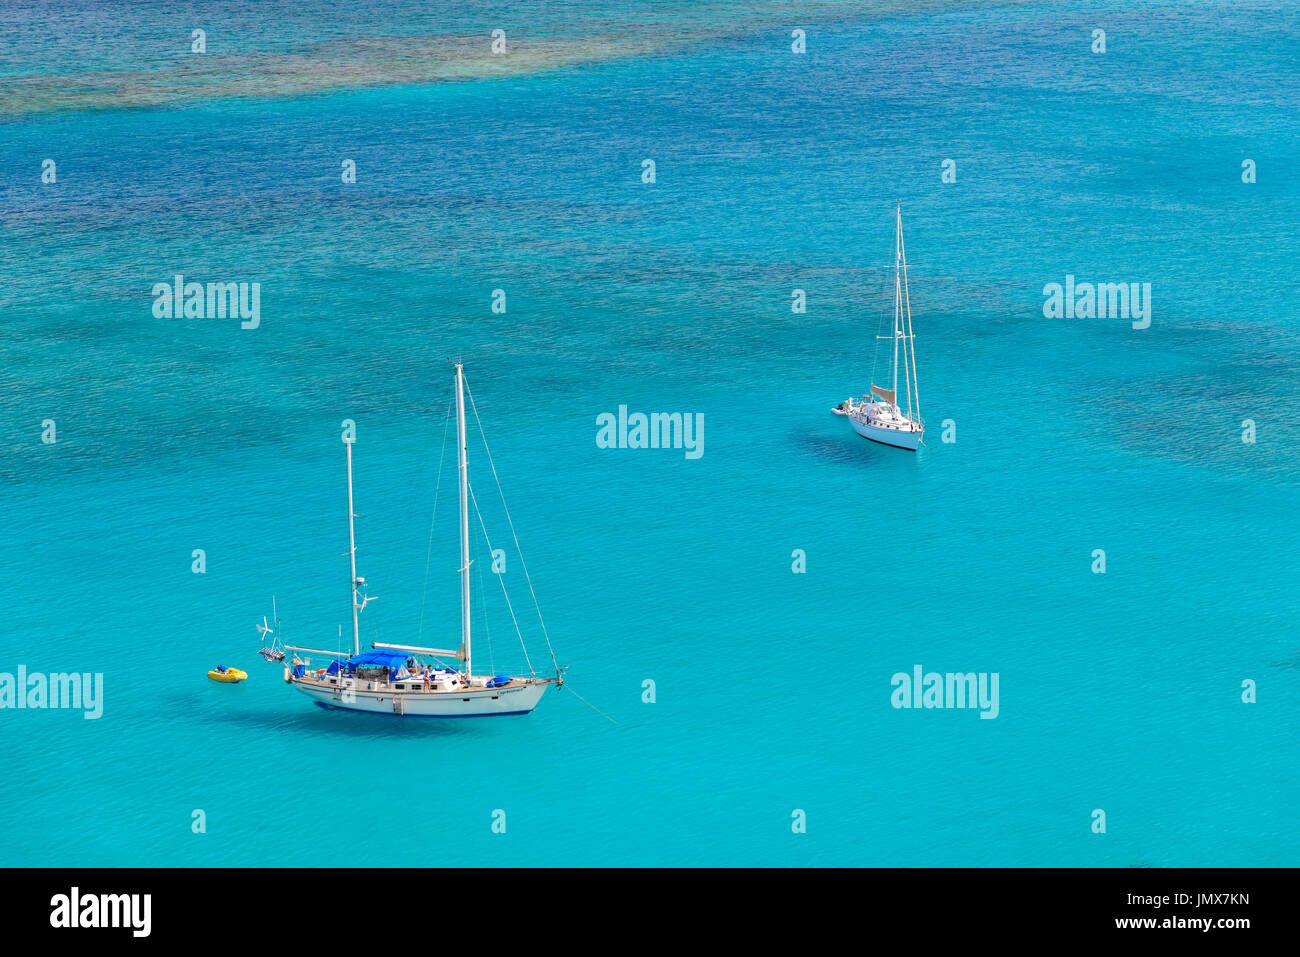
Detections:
[870, 384, 896, 405]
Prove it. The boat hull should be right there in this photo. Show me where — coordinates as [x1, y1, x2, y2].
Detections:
[289, 676, 550, 717]
[848, 414, 923, 450]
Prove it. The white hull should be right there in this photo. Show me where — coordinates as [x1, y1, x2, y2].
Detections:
[290, 675, 551, 717]
[848, 410, 922, 450]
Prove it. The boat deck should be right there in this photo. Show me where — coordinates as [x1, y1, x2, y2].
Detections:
[292, 671, 535, 695]
[847, 409, 922, 432]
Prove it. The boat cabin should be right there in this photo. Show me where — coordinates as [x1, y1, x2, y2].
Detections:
[291, 648, 513, 694]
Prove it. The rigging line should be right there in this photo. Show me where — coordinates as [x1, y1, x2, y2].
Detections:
[899, 214, 920, 423]
[869, 278, 887, 389]
[417, 396, 455, 645]
[467, 481, 537, 676]
[870, 224, 896, 392]
[898, 220, 913, 418]
[563, 683, 618, 725]
[474, 525, 495, 677]
[463, 377, 562, 678]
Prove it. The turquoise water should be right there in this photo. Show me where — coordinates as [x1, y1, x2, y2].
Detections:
[1, 0, 1297, 866]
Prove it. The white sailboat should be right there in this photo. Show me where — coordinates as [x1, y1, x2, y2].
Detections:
[833, 202, 925, 451]
[281, 362, 562, 717]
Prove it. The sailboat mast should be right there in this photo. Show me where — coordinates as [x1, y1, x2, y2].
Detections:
[892, 202, 902, 402]
[899, 206, 920, 423]
[455, 362, 472, 678]
[346, 438, 360, 657]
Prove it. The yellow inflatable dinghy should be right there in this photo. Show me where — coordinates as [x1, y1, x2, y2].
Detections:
[207, 666, 248, 683]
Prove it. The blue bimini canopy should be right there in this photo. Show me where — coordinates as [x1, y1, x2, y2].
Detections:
[346, 649, 414, 680]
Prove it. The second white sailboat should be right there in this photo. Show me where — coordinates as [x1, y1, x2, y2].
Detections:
[833, 202, 925, 451]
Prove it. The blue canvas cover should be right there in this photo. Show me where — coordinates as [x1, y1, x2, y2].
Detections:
[346, 649, 414, 680]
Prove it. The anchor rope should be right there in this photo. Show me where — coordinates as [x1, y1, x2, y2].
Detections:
[564, 683, 618, 725]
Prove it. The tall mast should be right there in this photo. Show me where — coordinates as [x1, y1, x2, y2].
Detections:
[455, 362, 472, 677]
[346, 438, 360, 656]
[892, 201, 902, 402]
[899, 205, 920, 423]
